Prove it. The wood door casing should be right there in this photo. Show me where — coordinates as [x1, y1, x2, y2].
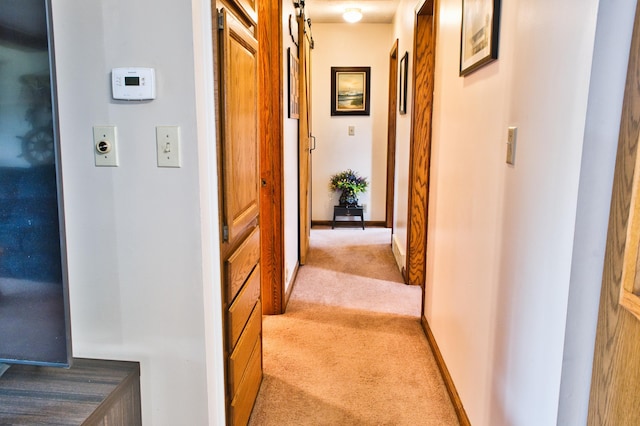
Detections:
[257, 0, 285, 314]
[386, 39, 399, 230]
[588, 2, 640, 423]
[406, 2, 435, 286]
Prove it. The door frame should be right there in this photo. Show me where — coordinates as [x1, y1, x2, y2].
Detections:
[257, 0, 285, 314]
[406, 0, 435, 287]
[386, 39, 399, 229]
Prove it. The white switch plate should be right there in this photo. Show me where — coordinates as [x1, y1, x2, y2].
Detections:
[93, 126, 118, 167]
[348, 125, 355, 136]
[156, 126, 181, 168]
[506, 126, 517, 165]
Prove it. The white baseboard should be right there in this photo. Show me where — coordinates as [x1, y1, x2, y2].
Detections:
[392, 233, 406, 274]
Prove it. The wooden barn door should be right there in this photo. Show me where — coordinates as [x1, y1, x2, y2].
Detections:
[298, 14, 312, 265]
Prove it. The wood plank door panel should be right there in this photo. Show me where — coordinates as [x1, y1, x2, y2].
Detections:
[588, 3, 640, 423]
[219, 8, 260, 247]
[298, 15, 311, 265]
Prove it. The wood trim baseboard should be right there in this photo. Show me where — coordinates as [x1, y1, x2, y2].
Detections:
[283, 261, 300, 312]
[421, 315, 470, 426]
[311, 220, 387, 228]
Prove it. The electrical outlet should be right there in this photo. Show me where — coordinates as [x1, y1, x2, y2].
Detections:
[93, 126, 118, 167]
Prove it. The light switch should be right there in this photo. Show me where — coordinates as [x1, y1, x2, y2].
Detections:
[93, 126, 118, 167]
[156, 126, 181, 168]
[348, 125, 355, 136]
[506, 126, 517, 165]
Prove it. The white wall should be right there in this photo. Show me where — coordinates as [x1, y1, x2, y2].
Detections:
[310, 23, 392, 222]
[51, 0, 223, 424]
[283, 2, 300, 294]
[387, 0, 632, 425]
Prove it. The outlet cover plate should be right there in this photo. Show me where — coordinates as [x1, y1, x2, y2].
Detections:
[156, 126, 181, 168]
[93, 126, 118, 167]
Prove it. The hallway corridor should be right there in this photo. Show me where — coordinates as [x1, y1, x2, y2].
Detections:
[248, 228, 459, 425]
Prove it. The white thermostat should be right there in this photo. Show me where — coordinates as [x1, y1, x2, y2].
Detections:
[111, 67, 156, 101]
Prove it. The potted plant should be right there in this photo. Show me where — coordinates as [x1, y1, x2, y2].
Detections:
[329, 169, 368, 207]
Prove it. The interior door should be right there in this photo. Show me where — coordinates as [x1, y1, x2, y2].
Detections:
[216, 7, 262, 425]
[298, 14, 312, 264]
[588, 4, 640, 423]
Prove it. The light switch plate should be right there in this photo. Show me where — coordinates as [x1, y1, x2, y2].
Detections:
[156, 126, 181, 168]
[506, 126, 517, 165]
[93, 126, 118, 167]
[348, 125, 355, 136]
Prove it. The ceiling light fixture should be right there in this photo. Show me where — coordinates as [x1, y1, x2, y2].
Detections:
[343, 8, 362, 23]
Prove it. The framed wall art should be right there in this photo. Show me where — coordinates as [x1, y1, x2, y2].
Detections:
[288, 47, 300, 119]
[399, 52, 408, 114]
[460, 0, 501, 76]
[330, 66, 371, 116]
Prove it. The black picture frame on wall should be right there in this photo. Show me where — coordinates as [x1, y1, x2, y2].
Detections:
[330, 66, 371, 116]
[399, 52, 408, 114]
[288, 47, 300, 119]
[459, 0, 501, 76]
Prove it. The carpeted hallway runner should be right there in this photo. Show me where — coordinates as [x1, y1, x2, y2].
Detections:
[248, 227, 459, 425]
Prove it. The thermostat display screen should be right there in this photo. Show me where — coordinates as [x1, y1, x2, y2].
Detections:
[125, 76, 140, 86]
[112, 67, 156, 101]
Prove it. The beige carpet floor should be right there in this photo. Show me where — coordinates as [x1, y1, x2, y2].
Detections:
[248, 227, 459, 426]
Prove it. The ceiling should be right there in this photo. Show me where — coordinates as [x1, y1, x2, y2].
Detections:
[304, 0, 400, 24]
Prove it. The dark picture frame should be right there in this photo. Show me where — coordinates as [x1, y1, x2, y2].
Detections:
[459, 0, 501, 76]
[288, 47, 300, 119]
[330, 66, 371, 116]
[399, 52, 408, 114]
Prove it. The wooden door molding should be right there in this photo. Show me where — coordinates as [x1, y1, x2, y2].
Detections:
[588, 3, 640, 423]
[257, 0, 285, 314]
[386, 39, 399, 229]
[406, 0, 435, 286]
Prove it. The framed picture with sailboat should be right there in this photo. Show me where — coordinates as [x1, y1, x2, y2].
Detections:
[330, 66, 371, 116]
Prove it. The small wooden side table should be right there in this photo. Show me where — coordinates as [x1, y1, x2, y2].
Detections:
[332, 205, 365, 230]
